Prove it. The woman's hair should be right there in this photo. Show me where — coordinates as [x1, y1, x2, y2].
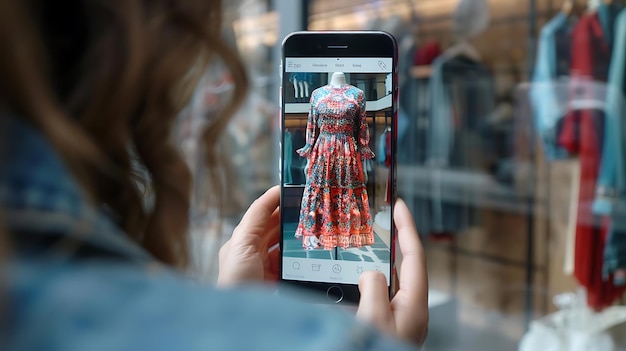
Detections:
[0, 0, 248, 268]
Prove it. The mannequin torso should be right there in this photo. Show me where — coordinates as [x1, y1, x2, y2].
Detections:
[329, 72, 347, 87]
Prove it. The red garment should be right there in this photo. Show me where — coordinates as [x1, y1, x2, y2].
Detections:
[385, 130, 392, 204]
[558, 13, 626, 310]
[413, 41, 442, 66]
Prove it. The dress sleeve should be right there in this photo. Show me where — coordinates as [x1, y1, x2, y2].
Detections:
[357, 91, 375, 159]
[296, 94, 317, 158]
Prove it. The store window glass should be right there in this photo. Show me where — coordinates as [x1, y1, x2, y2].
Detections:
[306, 0, 626, 350]
[178, 0, 279, 282]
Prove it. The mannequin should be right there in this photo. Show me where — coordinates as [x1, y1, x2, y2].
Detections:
[295, 72, 375, 250]
[453, 0, 490, 39]
[305, 71, 348, 176]
[292, 78, 309, 101]
[327, 72, 368, 183]
[444, 0, 488, 62]
[305, 71, 357, 178]
[329, 72, 347, 87]
[289, 73, 312, 102]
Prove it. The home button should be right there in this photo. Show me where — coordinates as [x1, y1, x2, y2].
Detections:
[326, 286, 344, 303]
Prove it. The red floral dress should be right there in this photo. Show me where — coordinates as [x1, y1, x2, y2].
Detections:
[295, 84, 375, 250]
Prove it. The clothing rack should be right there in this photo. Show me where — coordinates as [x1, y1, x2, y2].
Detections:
[529, 0, 626, 312]
[399, 0, 549, 331]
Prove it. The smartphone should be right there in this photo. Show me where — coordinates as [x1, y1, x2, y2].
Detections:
[279, 31, 398, 304]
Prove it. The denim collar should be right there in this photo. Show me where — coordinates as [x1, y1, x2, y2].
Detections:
[598, 3, 625, 47]
[0, 116, 151, 261]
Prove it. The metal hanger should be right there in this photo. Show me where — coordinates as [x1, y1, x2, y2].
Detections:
[562, 0, 585, 17]
[587, 0, 603, 12]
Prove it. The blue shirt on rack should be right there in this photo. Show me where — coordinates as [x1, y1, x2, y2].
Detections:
[595, 9, 626, 280]
[595, 8, 626, 216]
[426, 54, 493, 234]
[530, 12, 571, 160]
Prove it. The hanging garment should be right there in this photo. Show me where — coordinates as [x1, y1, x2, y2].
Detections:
[398, 42, 443, 236]
[395, 34, 418, 143]
[290, 130, 307, 185]
[376, 128, 393, 204]
[385, 129, 392, 204]
[429, 55, 495, 171]
[597, 2, 625, 47]
[596, 9, 626, 282]
[427, 55, 494, 233]
[284, 130, 293, 184]
[412, 41, 443, 66]
[288, 72, 314, 85]
[605, 203, 626, 285]
[558, 10, 626, 310]
[530, 12, 573, 159]
[399, 41, 442, 165]
[295, 85, 375, 250]
[377, 132, 386, 165]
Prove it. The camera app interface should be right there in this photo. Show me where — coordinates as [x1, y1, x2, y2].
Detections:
[282, 56, 393, 285]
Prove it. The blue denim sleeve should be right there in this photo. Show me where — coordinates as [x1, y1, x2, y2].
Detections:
[6, 260, 417, 351]
[529, 13, 569, 160]
[426, 57, 452, 232]
[427, 57, 452, 167]
[594, 9, 626, 216]
[603, 201, 626, 283]
[284, 131, 293, 184]
[598, 10, 626, 280]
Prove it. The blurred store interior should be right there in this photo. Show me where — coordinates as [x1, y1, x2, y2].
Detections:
[180, 0, 626, 350]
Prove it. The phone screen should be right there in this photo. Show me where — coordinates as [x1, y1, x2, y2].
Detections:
[280, 53, 395, 290]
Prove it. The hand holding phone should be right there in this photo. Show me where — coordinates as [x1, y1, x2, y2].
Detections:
[356, 199, 429, 346]
[280, 31, 398, 304]
[217, 188, 428, 346]
[217, 186, 281, 287]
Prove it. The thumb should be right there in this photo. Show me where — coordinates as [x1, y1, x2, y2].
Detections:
[231, 186, 279, 242]
[356, 271, 394, 335]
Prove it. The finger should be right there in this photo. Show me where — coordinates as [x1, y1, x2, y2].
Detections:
[257, 220, 280, 263]
[392, 198, 428, 343]
[218, 240, 230, 263]
[259, 208, 281, 250]
[265, 244, 281, 282]
[232, 186, 280, 244]
[392, 266, 400, 296]
[356, 271, 394, 335]
[262, 209, 281, 282]
[393, 198, 427, 296]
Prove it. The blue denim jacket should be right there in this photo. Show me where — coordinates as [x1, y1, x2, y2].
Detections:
[426, 55, 493, 233]
[595, 9, 626, 216]
[530, 12, 570, 160]
[1, 117, 416, 351]
[596, 9, 626, 278]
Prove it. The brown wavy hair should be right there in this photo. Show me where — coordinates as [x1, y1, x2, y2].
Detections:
[0, 0, 248, 268]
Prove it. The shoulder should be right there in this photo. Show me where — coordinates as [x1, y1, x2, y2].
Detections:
[6, 259, 416, 351]
[311, 86, 327, 99]
[347, 85, 365, 100]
